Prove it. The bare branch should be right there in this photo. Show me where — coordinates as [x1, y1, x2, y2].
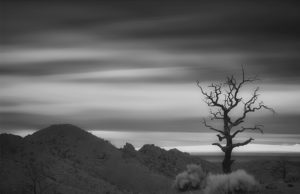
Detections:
[230, 86, 275, 128]
[260, 104, 276, 115]
[239, 65, 259, 86]
[233, 138, 254, 148]
[212, 143, 226, 152]
[217, 134, 226, 142]
[224, 75, 240, 109]
[197, 81, 226, 111]
[202, 119, 224, 135]
[231, 125, 263, 139]
[222, 66, 259, 113]
[209, 108, 224, 120]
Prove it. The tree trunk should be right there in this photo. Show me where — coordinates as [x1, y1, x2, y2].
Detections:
[222, 149, 233, 173]
[222, 123, 233, 174]
[33, 181, 37, 194]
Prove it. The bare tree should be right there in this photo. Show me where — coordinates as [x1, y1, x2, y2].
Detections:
[197, 66, 274, 173]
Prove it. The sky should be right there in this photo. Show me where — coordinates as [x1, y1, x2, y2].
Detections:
[1, 0, 300, 153]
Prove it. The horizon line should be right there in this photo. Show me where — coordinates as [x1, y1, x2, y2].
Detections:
[1, 129, 300, 154]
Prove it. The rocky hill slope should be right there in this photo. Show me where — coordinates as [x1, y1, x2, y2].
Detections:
[121, 143, 220, 178]
[0, 124, 217, 194]
[1, 124, 299, 194]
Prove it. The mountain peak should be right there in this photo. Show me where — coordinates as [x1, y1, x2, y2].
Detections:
[139, 144, 163, 152]
[47, 123, 83, 130]
[26, 124, 91, 142]
[122, 142, 137, 158]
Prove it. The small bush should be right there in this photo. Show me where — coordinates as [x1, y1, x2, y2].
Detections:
[174, 164, 260, 194]
[173, 164, 207, 191]
[204, 169, 260, 194]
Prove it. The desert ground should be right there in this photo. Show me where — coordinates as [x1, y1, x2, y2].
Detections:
[1, 124, 299, 194]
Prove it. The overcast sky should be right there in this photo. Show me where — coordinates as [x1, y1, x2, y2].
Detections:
[1, 1, 300, 151]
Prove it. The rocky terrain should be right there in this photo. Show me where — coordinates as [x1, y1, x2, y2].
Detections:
[0, 124, 218, 194]
[122, 143, 221, 177]
[1, 124, 299, 194]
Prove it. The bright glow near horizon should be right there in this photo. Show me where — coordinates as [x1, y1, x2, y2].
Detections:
[3, 129, 300, 154]
[163, 144, 300, 154]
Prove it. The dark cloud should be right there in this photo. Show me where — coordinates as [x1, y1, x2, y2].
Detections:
[0, 60, 112, 76]
[0, 112, 60, 130]
[1, 0, 300, 137]
[2, 1, 300, 82]
[3, 1, 300, 44]
[1, 58, 299, 84]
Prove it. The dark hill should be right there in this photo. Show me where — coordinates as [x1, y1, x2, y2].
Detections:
[1, 124, 299, 194]
[27, 124, 92, 140]
[0, 133, 24, 155]
[122, 143, 220, 178]
[0, 124, 177, 194]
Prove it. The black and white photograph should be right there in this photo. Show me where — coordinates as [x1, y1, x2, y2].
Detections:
[1, 0, 300, 193]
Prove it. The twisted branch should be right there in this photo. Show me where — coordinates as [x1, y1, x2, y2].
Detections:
[233, 138, 254, 148]
[202, 119, 224, 135]
[231, 125, 263, 139]
[212, 143, 226, 152]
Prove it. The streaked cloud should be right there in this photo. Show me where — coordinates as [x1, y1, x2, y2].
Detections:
[1, 0, 300, 152]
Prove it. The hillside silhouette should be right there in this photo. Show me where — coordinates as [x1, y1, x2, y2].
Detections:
[0, 124, 218, 194]
[1, 124, 299, 194]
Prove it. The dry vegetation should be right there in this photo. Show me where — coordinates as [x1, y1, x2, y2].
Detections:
[174, 164, 259, 194]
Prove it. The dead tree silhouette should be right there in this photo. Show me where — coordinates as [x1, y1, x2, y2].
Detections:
[197, 66, 274, 173]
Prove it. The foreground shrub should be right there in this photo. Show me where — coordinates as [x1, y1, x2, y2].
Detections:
[204, 169, 260, 194]
[173, 164, 207, 191]
[174, 164, 260, 194]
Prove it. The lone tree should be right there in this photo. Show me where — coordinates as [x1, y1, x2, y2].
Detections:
[197, 66, 274, 173]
